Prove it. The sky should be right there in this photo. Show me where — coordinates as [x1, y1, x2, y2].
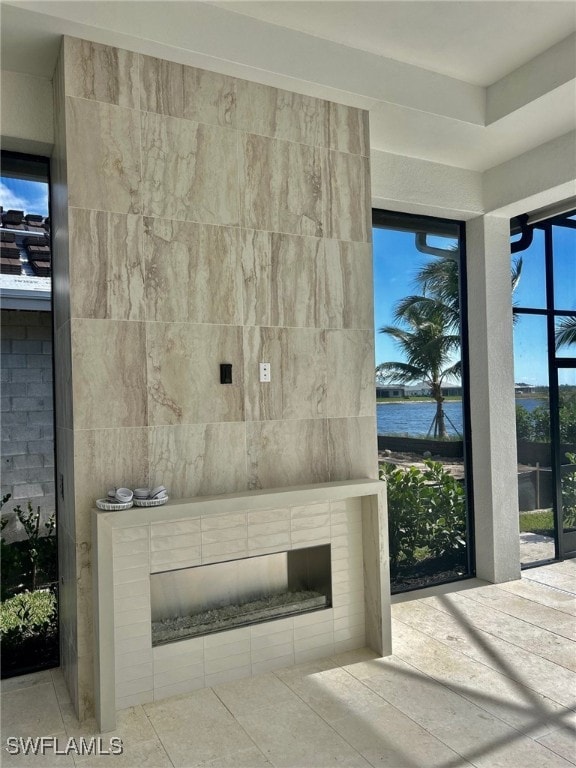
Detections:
[0, 177, 49, 218]
[373, 221, 575, 388]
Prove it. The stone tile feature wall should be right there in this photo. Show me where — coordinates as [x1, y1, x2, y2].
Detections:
[0, 310, 55, 540]
[52, 36, 376, 719]
[93, 482, 390, 732]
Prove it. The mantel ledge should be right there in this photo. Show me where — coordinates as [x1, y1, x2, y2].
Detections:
[93, 479, 385, 529]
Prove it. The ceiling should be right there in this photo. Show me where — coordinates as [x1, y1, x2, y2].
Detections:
[214, 1, 576, 87]
[1, 1, 575, 172]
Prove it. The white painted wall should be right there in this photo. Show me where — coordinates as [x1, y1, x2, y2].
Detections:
[371, 150, 483, 220]
[0, 70, 53, 155]
[484, 131, 576, 217]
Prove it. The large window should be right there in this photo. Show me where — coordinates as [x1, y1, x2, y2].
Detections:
[513, 210, 576, 565]
[0, 151, 58, 677]
[373, 210, 474, 593]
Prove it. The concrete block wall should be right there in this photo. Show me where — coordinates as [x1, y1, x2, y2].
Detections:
[0, 309, 55, 541]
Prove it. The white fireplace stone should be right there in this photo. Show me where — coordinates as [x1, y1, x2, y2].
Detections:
[93, 480, 389, 731]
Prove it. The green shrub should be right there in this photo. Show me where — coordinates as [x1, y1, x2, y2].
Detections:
[379, 459, 467, 575]
[562, 452, 576, 528]
[0, 589, 56, 638]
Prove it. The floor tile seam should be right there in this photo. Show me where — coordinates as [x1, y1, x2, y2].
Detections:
[265, 669, 378, 765]
[453, 589, 576, 643]
[209, 686, 279, 764]
[529, 738, 576, 768]
[522, 575, 576, 597]
[390, 641, 576, 746]
[323, 687, 477, 768]
[492, 583, 576, 618]
[70, 737, 174, 767]
[534, 731, 576, 766]
[391, 616, 575, 711]
[358, 659, 525, 768]
[139, 707, 177, 767]
[416, 596, 576, 670]
[362, 658, 576, 768]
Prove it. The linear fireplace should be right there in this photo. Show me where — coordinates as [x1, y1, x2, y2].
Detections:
[151, 545, 332, 644]
[93, 480, 390, 732]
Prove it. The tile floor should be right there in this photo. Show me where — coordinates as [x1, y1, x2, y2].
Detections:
[2, 560, 575, 768]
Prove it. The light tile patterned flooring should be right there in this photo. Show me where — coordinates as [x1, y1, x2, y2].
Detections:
[2, 560, 575, 767]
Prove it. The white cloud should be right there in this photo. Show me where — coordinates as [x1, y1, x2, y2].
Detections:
[0, 182, 28, 211]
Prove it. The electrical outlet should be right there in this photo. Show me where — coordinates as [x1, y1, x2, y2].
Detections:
[259, 362, 271, 383]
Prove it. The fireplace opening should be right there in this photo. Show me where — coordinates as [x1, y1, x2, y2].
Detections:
[151, 545, 331, 645]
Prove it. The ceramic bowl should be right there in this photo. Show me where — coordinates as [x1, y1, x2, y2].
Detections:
[115, 487, 134, 503]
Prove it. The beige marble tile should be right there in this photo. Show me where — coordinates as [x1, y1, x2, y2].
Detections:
[71, 319, 148, 429]
[146, 323, 244, 425]
[461, 584, 576, 641]
[64, 37, 139, 108]
[427, 592, 576, 671]
[212, 673, 298, 717]
[327, 102, 370, 156]
[75, 739, 173, 768]
[0, 734, 75, 767]
[323, 150, 371, 242]
[139, 55, 184, 117]
[331, 701, 473, 768]
[192, 747, 273, 768]
[70, 210, 144, 321]
[73, 427, 149, 545]
[66, 96, 141, 214]
[328, 417, 378, 481]
[327, 329, 376, 417]
[243, 327, 327, 421]
[236, 80, 326, 147]
[391, 599, 576, 707]
[141, 112, 238, 225]
[143, 217, 241, 325]
[498, 578, 576, 616]
[536, 729, 576, 765]
[239, 133, 323, 237]
[234, 697, 370, 768]
[241, 230, 325, 327]
[144, 688, 255, 766]
[324, 239, 374, 329]
[246, 419, 329, 489]
[279, 665, 385, 724]
[1, 682, 65, 736]
[148, 423, 247, 497]
[391, 618, 569, 738]
[140, 55, 237, 128]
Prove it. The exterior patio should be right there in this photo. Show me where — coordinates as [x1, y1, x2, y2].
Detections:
[2, 559, 574, 767]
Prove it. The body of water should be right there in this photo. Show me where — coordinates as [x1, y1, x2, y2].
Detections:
[377, 397, 546, 436]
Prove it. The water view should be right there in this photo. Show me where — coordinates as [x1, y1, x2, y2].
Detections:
[377, 397, 546, 436]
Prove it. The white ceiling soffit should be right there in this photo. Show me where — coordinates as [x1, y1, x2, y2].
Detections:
[1, 0, 575, 172]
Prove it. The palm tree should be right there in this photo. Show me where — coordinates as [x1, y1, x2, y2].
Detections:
[555, 316, 576, 349]
[376, 251, 523, 438]
[376, 303, 460, 437]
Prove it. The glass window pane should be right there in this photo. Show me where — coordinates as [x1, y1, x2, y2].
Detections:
[553, 225, 575, 311]
[558, 367, 576, 535]
[512, 228, 546, 310]
[514, 314, 554, 565]
[374, 219, 470, 592]
[555, 315, 576, 358]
